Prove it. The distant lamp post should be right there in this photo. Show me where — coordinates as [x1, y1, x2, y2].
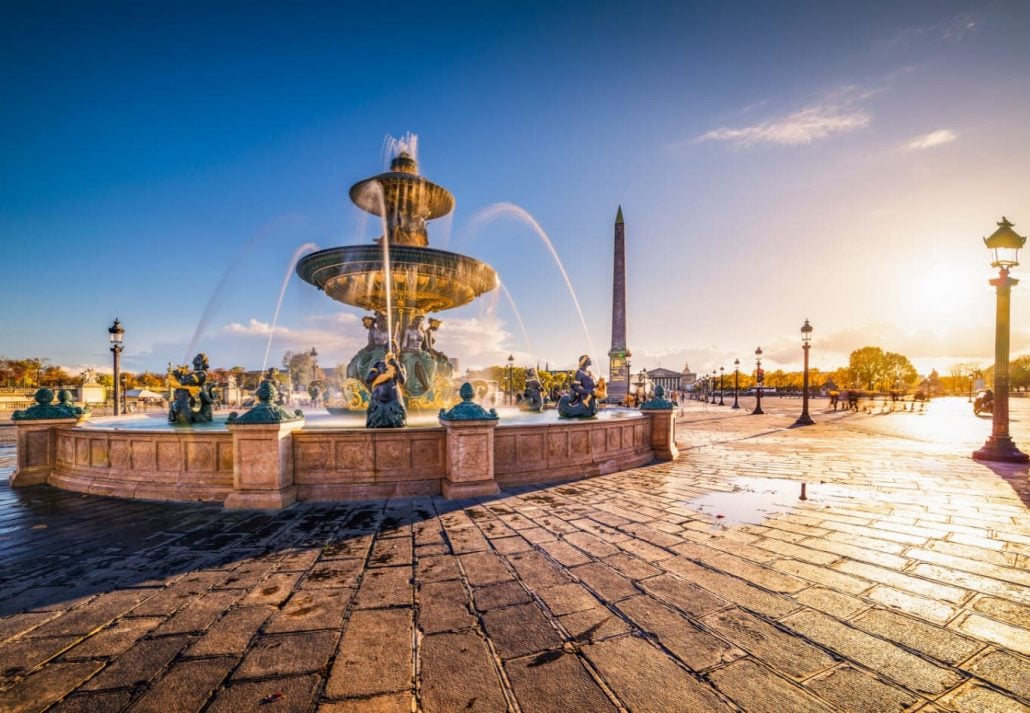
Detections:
[974, 217, 1029, 462]
[753, 347, 765, 415]
[507, 354, 514, 406]
[794, 319, 815, 426]
[108, 319, 125, 416]
[732, 358, 741, 409]
[719, 367, 725, 405]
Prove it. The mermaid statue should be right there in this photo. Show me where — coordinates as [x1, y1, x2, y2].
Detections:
[366, 352, 407, 428]
[520, 367, 544, 412]
[557, 355, 607, 418]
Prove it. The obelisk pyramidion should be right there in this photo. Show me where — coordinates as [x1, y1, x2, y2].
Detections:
[608, 206, 629, 402]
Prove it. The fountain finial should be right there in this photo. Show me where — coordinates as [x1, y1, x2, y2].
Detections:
[390, 152, 419, 175]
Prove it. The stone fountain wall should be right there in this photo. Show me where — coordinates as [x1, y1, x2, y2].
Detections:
[12, 413, 674, 508]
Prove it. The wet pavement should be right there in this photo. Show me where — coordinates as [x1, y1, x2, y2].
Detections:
[0, 396, 1027, 712]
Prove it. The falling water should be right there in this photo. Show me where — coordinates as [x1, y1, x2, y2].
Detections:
[373, 182, 395, 350]
[469, 203, 596, 357]
[498, 279, 534, 356]
[261, 242, 320, 372]
[382, 132, 419, 168]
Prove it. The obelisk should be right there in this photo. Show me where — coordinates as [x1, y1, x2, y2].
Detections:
[608, 206, 629, 402]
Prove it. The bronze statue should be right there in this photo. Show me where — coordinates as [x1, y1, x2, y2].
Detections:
[521, 367, 544, 412]
[168, 353, 217, 424]
[558, 355, 607, 418]
[366, 352, 407, 428]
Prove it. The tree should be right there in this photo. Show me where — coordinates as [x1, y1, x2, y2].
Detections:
[883, 352, 917, 391]
[282, 350, 316, 389]
[849, 347, 886, 390]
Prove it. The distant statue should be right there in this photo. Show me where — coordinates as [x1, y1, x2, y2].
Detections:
[168, 353, 217, 425]
[422, 318, 442, 357]
[80, 367, 97, 385]
[521, 368, 544, 412]
[370, 313, 389, 348]
[558, 355, 607, 418]
[262, 367, 287, 405]
[366, 352, 407, 428]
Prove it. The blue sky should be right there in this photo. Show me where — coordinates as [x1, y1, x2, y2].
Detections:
[3, 1, 1030, 378]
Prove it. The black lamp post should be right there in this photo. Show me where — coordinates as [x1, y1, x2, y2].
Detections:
[974, 217, 1029, 462]
[732, 358, 740, 409]
[794, 319, 814, 426]
[753, 347, 764, 415]
[507, 354, 514, 406]
[108, 319, 124, 416]
[120, 373, 128, 414]
[719, 367, 725, 406]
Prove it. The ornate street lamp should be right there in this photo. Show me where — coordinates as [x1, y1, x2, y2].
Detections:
[507, 354, 514, 406]
[974, 218, 1029, 462]
[108, 319, 124, 416]
[719, 367, 726, 406]
[732, 358, 740, 409]
[794, 319, 814, 426]
[753, 347, 764, 415]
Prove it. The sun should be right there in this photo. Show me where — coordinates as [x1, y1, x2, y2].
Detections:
[899, 262, 988, 332]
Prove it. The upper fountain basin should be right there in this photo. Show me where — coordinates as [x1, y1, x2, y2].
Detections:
[296, 245, 499, 313]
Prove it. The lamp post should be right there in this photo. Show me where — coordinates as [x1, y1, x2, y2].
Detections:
[794, 319, 814, 426]
[507, 354, 514, 406]
[120, 373, 128, 414]
[732, 358, 740, 409]
[717, 367, 724, 405]
[753, 347, 764, 415]
[108, 319, 124, 416]
[974, 217, 1029, 462]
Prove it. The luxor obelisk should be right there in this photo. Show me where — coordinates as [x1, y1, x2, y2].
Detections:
[608, 206, 630, 402]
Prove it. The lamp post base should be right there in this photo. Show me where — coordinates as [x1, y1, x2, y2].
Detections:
[793, 413, 814, 427]
[973, 436, 1029, 463]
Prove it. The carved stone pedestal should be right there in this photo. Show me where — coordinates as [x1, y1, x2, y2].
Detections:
[225, 420, 304, 509]
[641, 408, 678, 461]
[12, 418, 80, 487]
[440, 419, 500, 498]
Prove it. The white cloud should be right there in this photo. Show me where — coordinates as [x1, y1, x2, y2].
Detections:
[223, 319, 289, 337]
[906, 129, 957, 150]
[695, 105, 871, 148]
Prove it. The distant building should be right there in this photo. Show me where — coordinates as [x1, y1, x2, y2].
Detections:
[647, 367, 687, 394]
[681, 362, 697, 388]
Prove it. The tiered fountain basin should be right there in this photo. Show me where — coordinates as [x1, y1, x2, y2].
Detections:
[11, 407, 676, 508]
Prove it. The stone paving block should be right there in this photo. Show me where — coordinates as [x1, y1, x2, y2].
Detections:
[952, 612, 1030, 656]
[563, 531, 621, 558]
[852, 608, 983, 664]
[866, 585, 957, 624]
[457, 552, 513, 587]
[183, 605, 274, 657]
[536, 583, 600, 616]
[489, 535, 532, 554]
[265, 588, 352, 633]
[126, 655, 235, 713]
[49, 690, 133, 713]
[969, 595, 1030, 630]
[536, 540, 592, 567]
[834, 560, 970, 604]
[415, 554, 460, 583]
[583, 634, 734, 712]
[239, 571, 304, 606]
[153, 590, 242, 636]
[936, 679, 1030, 713]
[965, 649, 1030, 700]
[0, 635, 80, 686]
[616, 536, 675, 562]
[793, 587, 867, 619]
[618, 595, 745, 671]
[207, 674, 321, 713]
[80, 634, 192, 691]
[659, 557, 800, 618]
[780, 609, 963, 695]
[318, 692, 414, 712]
[64, 616, 165, 660]
[638, 573, 726, 617]
[771, 559, 871, 594]
[907, 547, 1030, 587]
[706, 553, 809, 594]
[326, 608, 411, 698]
[0, 611, 60, 644]
[518, 526, 557, 544]
[699, 607, 836, 679]
[797, 536, 909, 568]
[26, 589, 157, 639]
[369, 537, 413, 568]
[505, 551, 572, 589]
[471, 581, 532, 611]
[569, 562, 639, 601]
[235, 630, 339, 679]
[805, 664, 917, 713]
[753, 537, 840, 565]
[912, 563, 1030, 605]
[353, 567, 412, 609]
[480, 602, 562, 659]
[419, 580, 475, 633]
[558, 606, 630, 643]
[0, 661, 105, 713]
[709, 658, 834, 713]
[602, 552, 661, 580]
[924, 539, 1019, 567]
[302, 559, 364, 589]
[419, 631, 507, 712]
[505, 650, 616, 713]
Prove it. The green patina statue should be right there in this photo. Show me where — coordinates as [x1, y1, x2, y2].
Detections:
[12, 388, 89, 421]
[168, 353, 218, 425]
[228, 376, 303, 425]
[366, 353, 407, 428]
[440, 382, 499, 421]
[520, 367, 544, 412]
[641, 385, 675, 410]
[558, 355, 607, 418]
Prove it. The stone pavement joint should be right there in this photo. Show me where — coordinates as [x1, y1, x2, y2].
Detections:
[0, 397, 1028, 711]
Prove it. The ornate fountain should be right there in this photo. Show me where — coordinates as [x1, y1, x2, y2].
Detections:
[296, 144, 498, 413]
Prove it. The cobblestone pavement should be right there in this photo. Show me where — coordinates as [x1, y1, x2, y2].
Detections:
[0, 397, 1027, 712]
